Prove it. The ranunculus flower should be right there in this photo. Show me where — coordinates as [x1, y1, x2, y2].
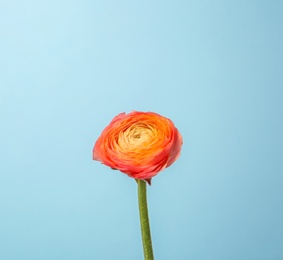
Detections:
[93, 111, 182, 183]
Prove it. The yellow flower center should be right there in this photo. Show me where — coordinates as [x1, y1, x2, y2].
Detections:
[117, 124, 158, 152]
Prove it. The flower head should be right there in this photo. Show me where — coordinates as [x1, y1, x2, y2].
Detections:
[93, 111, 182, 183]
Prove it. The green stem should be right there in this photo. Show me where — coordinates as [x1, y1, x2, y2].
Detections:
[137, 179, 154, 260]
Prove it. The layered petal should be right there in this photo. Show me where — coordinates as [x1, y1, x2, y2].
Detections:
[93, 111, 183, 182]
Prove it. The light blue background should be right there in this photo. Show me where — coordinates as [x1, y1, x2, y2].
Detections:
[0, 1, 282, 259]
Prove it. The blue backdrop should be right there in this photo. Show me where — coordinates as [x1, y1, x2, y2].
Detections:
[0, 1, 282, 259]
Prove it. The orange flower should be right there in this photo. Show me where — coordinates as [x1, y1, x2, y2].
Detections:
[93, 111, 182, 183]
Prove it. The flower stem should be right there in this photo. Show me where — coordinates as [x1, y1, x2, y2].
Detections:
[137, 179, 154, 260]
